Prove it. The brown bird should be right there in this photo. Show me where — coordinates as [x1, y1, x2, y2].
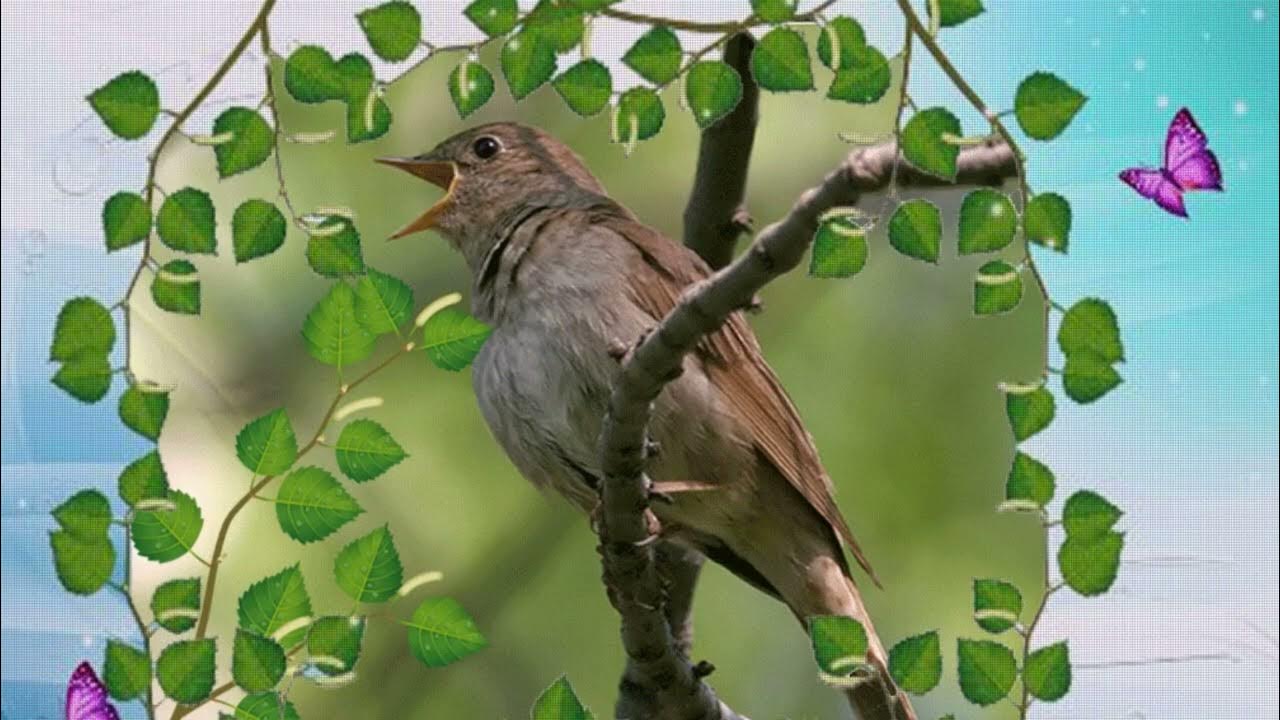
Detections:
[379, 122, 913, 720]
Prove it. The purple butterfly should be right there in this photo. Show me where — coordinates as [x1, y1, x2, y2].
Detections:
[66, 662, 120, 720]
[1119, 107, 1223, 218]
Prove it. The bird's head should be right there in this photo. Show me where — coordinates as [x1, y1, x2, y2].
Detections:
[377, 122, 609, 268]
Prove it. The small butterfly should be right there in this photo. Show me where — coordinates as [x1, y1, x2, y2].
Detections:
[1119, 107, 1223, 218]
[66, 662, 120, 720]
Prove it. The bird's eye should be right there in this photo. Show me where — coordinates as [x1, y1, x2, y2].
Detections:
[472, 136, 501, 160]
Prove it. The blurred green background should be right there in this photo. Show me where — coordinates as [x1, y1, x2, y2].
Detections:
[131, 36, 1044, 719]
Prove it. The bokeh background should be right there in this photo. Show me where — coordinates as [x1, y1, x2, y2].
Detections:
[2, 2, 1276, 719]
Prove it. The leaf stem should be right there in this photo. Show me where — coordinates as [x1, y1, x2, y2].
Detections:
[120, 523, 157, 719]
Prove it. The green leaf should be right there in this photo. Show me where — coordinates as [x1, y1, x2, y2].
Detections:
[118, 384, 169, 440]
[88, 71, 160, 140]
[151, 260, 201, 315]
[104, 639, 151, 701]
[888, 199, 941, 263]
[933, 0, 985, 27]
[1063, 349, 1123, 404]
[752, 27, 814, 92]
[622, 26, 682, 85]
[302, 282, 377, 368]
[685, 61, 742, 129]
[1062, 490, 1123, 540]
[613, 88, 665, 145]
[157, 187, 217, 255]
[236, 409, 299, 476]
[1058, 298, 1123, 364]
[307, 616, 365, 675]
[958, 189, 1017, 254]
[306, 218, 365, 277]
[1015, 72, 1087, 141]
[526, 0, 585, 53]
[403, 597, 488, 667]
[232, 199, 287, 263]
[554, 59, 612, 117]
[211, 107, 274, 178]
[1024, 642, 1071, 701]
[1059, 530, 1123, 596]
[888, 631, 942, 694]
[237, 564, 312, 642]
[1005, 386, 1055, 441]
[232, 630, 286, 693]
[132, 490, 203, 563]
[284, 46, 345, 104]
[817, 17, 867, 70]
[569, 0, 618, 10]
[335, 52, 377, 98]
[827, 45, 891, 104]
[334, 525, 403, 603]
[1005, 452, 1054, 507]
[234, 693, 301, 720]
[808, 615, 868, 674]
[752, 0, 797, 23]
[902, 108, 962, 180]
[335, 419, 408, 482]
[974, 260, 1023, 316]
[50, 530, 114, 595]
[358, 1, 421, 62]
[51, 297, 115, 362]
[532, 676, 595, 720]
[956, 638, 1017, 706]
[120, 452, 169, 507]
[52, 489, 112, 539]
[502, 32, 557, 101]
[464, 0, 518, 37]
[1024, 192, 1071, 252]
[449, 61, 495, 118]
[973, 579, 1022, 633]
[354, 268, 414, 335]
[421, 306, 493, 371]
[151, 577, 201, 633]
[52, 354, 113, 404]
[345, 90, 393, 143]
[103, 192, 151, 251]
[809, 218, 868, 278]
[275, 466, 363, 543]
[156, 638, 216, 704]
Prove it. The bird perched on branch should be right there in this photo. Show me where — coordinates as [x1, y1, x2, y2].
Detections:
[380, 122, 913, 720]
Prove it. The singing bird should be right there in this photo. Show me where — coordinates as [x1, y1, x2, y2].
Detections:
[380, 122, 912, 720]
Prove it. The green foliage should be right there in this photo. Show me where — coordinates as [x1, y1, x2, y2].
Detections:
[623, 26, 682, 85]
[1058, 531, 1123, 596]
[156, 638, 217, 704]
[752, 27, 814, 92]
[119, 384, 169, 440]
[50, 530, 114, 595]
[1062, 490, 1122, 541]
[1023, 641, 1071, 701]
[525, 0, 585, 53]
[972, 578, 1022, 633]
[1005, 452, 1055, 507]
[236, 408, 299, 476]
[1014, 72, 1087, 141]
[51, 297, 115, 362]
[335, 419, 408, 482]
[1005, 386, 1055, 441]
[554, 60, 612, 117]
[751, 0, 797, 24]
[932, 0, 985, 27]
[307, 616, 365, 675]
[817, 17, 866, 70]
[132, 490, 203, 563]
[1058, 298, 1123, 364]
[232, 200, 287, 263]
[306, 218, 366, 277]
[887, 631, 942, 694]
[888, 199, 942, 264]
[237, 564, 313, 642]
[502, 32, 557, 101]
[235, 692, 302, 720]
[420, 307, 493, 371]
[958, 189, 1017, 254]
[532, 676, 595, 720]
[302, 282, 377, 368]
[334, 525, 403, 603]
[275, 466, 363, 543]
[354, 268, 414, 335]
[212, 107, 274, 178]
[52, 356, 113, 403]
[826, 46, 890, 104]
[809, 218, 868, 278]
[157, 187, 217, 254]
[973, 260, 1023, 316]
[347, 91, 392, 144]
[403, 597, 488, 667]
[685, 61, 743, 129]
[88, 71, 159, 140]
[358, 1, 422, 62]
[119, 452, 169, 506]
[151, 577, 201, 633]
[152, 260, 201, 315]
[103, 192, 151, 251]
[233, 629, 287, 693]
[52, 489, 112, 539]
[1063, 350, 1123, 403]
[104, 639, 151, 700]
[449, 60, 495, 118]
[613, 88, 665, 144]
[955, 638, 1016, 705]
[1024, 192, 1071, 252]
[284, 46, 347, 104]
[902, 108, 962, 180]
[464, 0, 518, 37]
[808, 615, 868, 674]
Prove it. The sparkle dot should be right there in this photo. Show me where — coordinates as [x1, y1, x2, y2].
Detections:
[82, 634, 95, 648]
[1123, 81, 1132, 91]
[1234, 100, 1249, 116]
[1253, 7, 1266, 21]
[17, 498, 27, 510]
[1120, 4, 1130, 15]
[1168, 370, 1181, 383]
[1202, 31, 1212, 40]
[1133, 57, 1147, 71]
[1156, 95, 1169, 108]
[1259, 375, 1270, 386]
[1091, 38, 1102, 48]
[1239, 159, 1249, 172]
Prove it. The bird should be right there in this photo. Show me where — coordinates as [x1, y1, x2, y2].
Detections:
[378, 122, 913, 720]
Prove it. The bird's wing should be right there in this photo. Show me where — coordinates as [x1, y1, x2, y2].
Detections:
[598, 216, 879, 585]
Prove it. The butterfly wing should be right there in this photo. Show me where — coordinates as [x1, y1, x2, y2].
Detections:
[1120, 167, 1187, 217]
[1164, 108, 1223, 191]
[66, 662, 120, 720]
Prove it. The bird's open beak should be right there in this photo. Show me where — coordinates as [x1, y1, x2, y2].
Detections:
[375, 156, 458, 240]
